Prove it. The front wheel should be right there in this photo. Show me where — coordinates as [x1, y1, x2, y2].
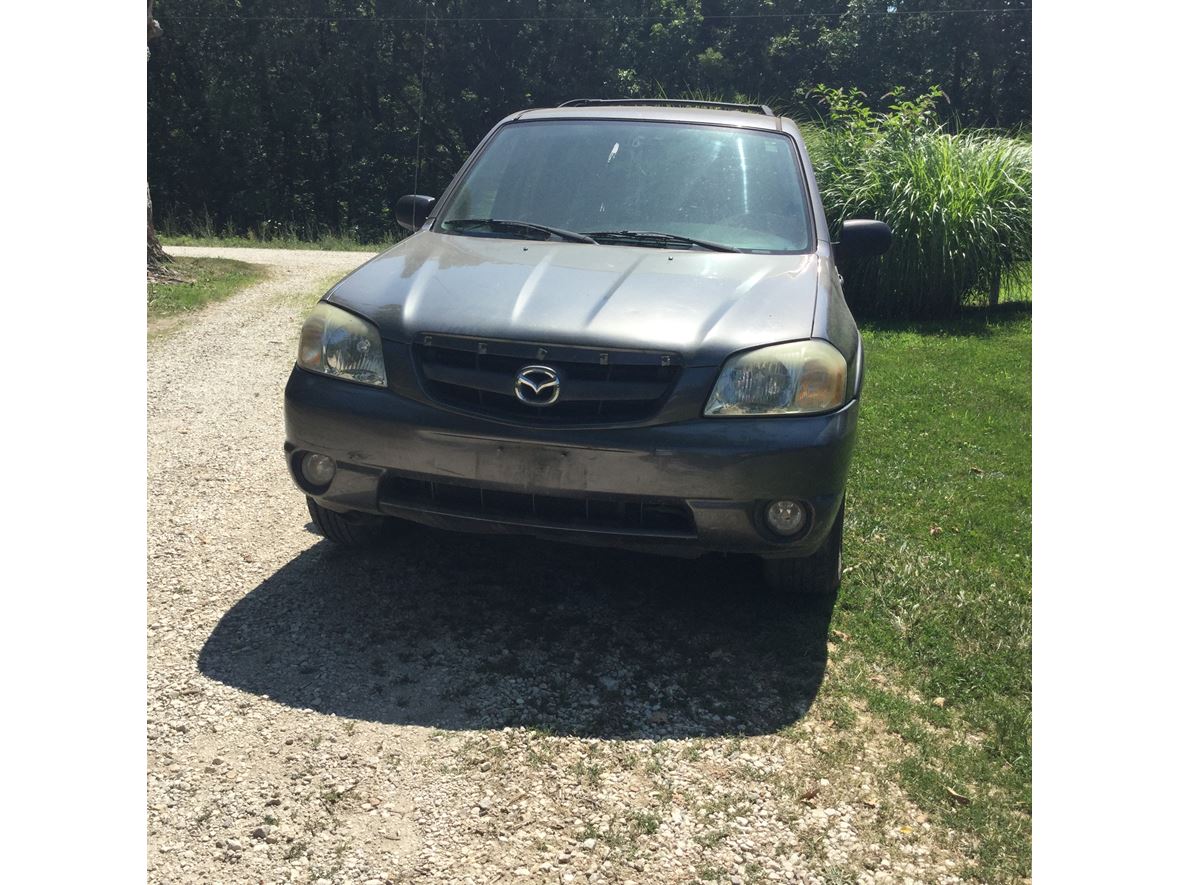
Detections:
[762, 500, 844, 596]
[306, 496, 397, 547]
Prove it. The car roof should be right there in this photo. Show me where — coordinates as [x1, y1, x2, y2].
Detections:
[513, 104, 799, 136]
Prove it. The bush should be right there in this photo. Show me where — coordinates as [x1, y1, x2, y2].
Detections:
[802, 87, 1032, 318]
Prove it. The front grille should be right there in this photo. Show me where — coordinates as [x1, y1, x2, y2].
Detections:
[379, 473, 696, 538]
[412, 333, 682, 424]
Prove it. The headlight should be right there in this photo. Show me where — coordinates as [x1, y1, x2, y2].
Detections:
[297, 302, 387, 387]
[704, 340, 847, 416]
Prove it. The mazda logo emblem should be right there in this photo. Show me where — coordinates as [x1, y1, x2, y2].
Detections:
[514, 365, 561, 406]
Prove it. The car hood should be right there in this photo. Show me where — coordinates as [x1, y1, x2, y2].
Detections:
[328, 231, 819, 366]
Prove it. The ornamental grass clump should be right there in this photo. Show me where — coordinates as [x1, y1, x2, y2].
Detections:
[804, 87, 1032, 318]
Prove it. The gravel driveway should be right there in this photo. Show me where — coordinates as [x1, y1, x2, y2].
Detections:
[148, 247, 970, 884]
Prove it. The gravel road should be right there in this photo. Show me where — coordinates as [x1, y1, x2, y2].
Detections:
[148, 246, 971, 884]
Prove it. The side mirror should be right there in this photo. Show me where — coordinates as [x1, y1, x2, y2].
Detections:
[395, 194, 437, 231]
[833, 219, 892, 264]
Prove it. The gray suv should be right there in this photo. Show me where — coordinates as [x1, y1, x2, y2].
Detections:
[284, 99, 890, 595]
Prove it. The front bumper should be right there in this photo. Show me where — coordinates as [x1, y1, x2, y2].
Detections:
[284, 367, 858, 558]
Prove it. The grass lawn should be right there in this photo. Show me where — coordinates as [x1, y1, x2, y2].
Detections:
[817, 298, 1032, 879]
[159, 233, 395, 252]
[147, 256, 267, 317]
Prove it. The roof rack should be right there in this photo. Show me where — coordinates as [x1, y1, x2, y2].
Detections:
[558, 98, 776, 117]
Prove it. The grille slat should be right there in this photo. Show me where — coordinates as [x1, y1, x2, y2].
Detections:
[421, 361, 670, 401]
[380, 472, 696, 538]
[413, 334, 681, 424]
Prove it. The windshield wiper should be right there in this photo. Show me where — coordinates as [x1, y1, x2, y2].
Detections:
[442, 218, 597, 244]
[582, 230, 740, 253]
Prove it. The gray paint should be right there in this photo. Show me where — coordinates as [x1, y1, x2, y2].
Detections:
[327, 105, 847, 367]
[287, 103, 875, 559]
[285, 368, 854, 557]
[328, 231, 823, 367]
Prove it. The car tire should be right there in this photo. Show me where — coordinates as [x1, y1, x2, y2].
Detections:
[306, 496, 391, 547]
[762, 499, 844, 596]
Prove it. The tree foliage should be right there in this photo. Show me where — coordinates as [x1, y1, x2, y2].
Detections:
[148, 0, 1031, 245]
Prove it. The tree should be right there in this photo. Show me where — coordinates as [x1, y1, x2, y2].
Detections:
[147, 1, 169, 274]
[146, 0, 1032, 244]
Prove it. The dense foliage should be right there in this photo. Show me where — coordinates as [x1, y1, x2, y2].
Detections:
[806, 86, 1031, 316]
[148, 0, 1031, 245]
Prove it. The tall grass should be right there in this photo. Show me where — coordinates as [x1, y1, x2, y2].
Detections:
[157, 208, 402, 252]
[803, 87, 1032, 318]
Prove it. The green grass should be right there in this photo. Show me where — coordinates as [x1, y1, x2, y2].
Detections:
[827, 281, 1031, 878]
[802, 87, 1031, 318]
[158, 213, 396, 252]
[160, 232, 391, 252]
[147, 256, 266, 317]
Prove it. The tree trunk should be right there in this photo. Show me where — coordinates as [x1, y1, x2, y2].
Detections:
[147, 183, 168, 269]
[147, 0, 168, 274]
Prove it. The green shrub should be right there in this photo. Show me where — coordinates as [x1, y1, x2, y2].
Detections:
[803, 86, 1032, 318]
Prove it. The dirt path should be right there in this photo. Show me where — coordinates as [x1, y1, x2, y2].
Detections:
[148, 246, 971, 884]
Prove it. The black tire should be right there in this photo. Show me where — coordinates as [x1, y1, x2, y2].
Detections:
[762, 500, 845, 596]
[306, 496, 389, 547]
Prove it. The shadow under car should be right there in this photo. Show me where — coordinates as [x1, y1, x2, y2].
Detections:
[198, 522, 834, 739]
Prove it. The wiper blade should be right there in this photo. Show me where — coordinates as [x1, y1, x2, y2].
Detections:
[442, 218, 597, 244]
[582, 230, 739, 253]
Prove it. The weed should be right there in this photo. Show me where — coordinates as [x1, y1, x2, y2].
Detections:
[628, 810, 661, 835]
[573, 759, 604, 786]
[695, 828, 729, 849]
[828, 699, 857, 731]
[284, 840, 308, 861]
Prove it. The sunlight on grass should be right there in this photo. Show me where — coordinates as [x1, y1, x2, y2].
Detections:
[828, 295, 1031, 879]
[159, 233, 391, 253]
[147, 256, 266, 317]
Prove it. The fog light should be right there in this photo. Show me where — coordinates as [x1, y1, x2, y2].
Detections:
[765, 499, 806, 536]
[301, 453, 336, 487]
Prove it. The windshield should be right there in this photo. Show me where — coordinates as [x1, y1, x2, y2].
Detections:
[436, 120, 814, 253]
